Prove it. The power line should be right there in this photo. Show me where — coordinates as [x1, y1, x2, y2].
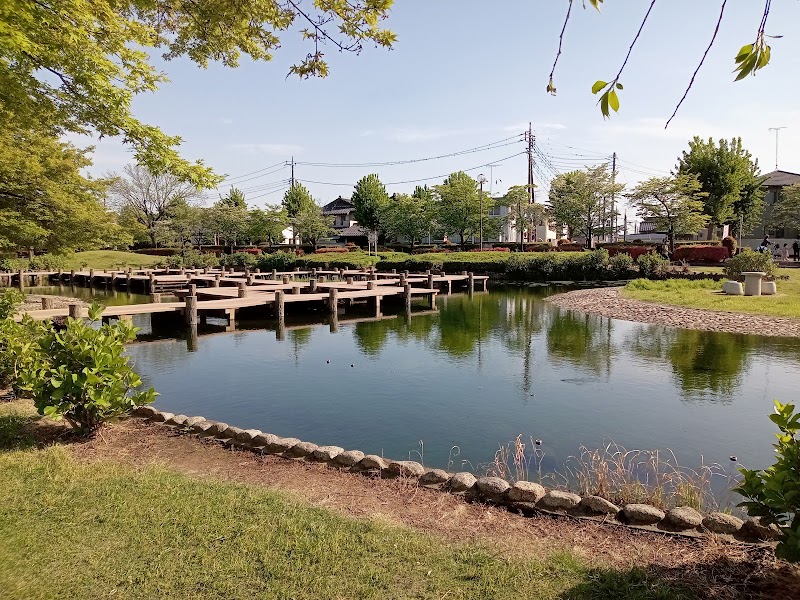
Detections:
[217, 161, 287, 185]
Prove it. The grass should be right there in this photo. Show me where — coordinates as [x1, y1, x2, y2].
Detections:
[0, 411, 690, 599]
[62, 250, 162, 270]
[622, 268, 800, 319]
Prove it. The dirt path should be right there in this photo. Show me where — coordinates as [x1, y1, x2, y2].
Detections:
[547, 287, 800, 338]
[58, 418, 797, 599]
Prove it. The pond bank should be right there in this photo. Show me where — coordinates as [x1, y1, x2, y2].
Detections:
[547, 287, 800, 338]
[19, 294, 88, 313]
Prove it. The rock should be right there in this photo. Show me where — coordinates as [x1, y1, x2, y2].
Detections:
[358, 455, 388, 470]
[419, 469, 450, 486]
[265, 437, 300, 454]
[741, 517, 782, 541]
[184, 416, 207, 428]
[666, 506, 703, 529]
[132, 405, 157, 418]
[205, 421, 229, 436]
[235, 429, 262, 443]
[284, 441, 318, 458]
[191, 420, 215, 433]
[151, 411, 173, 423]
[448, 472, 477, 492]
[580, 495, 620, 515]
[387, 461, 425, 478]
[475, 477, 511, 500]
[221, 425, 243, 440]
[702, 512, 744, 535]
[623, 504, 666, 525]
[538, 490, 581, 510]
[252, 433, 280, 448]
[166, 414, 188, 426]
[508, 481, 546, 503]
[333, 450, 365, 467]
[312, 445, 344, 462]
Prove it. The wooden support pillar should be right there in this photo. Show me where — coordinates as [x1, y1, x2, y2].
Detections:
[89, 269, 95, 284]
[446, 280, 452, 295]
[274, 290, 285, 320]
[328, 288, 338, 315]
[237, 281, 248, 298]
[148, 272, 155, 293]
[399, 274, 406, 287]
[404, 270, 409, 278]
[247, 275, 255, 286]
[213, 274, 220, 288]
[187, 324, 199, 353]
[338, 268, 345, 280]
[311, 267, 317, 277]
[276, 319, 286, 341]
[370, 272, 378, 281]
[41, 297, 54, 310]
[309, 278, 317, 293]
[203, 267, 209, 275]
[70, 269, 76, 282]
[180, 267, 186, 275]
[319, 276, 326, 283]
[68, 304, 81, 319]
[188, 284, 197, 297]
[151, 293, 162, 303]
[244, 267, 250, 278]
[427, 273, 434, 289]
[346, 276, 354, 285]
[282, 275, 290, 284]
[430, 291, 436, 309]
[255, 268, 261, 274]
[184, 295, 198, 325]
[329, 313, 339, 333]
[374, 294, 381, 317]
[391, 268, 397, 274]
[483, 278, 488, 291]
[367, 281, 376, 290]
[291, 285, 301, 295]
[271, 269, 277, 280]
[404, 284, 412, 313]
[294, 267, 300, 272]
[468, 272, 475, 294]
[58, 268, 63, 280]
[17, 269, 24, 290]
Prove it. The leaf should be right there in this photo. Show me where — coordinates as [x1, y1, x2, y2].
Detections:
[615, 82, 623, 90]
[591, 80, 607, 94]
[600, 92, 610, 118]
[608, 89, 620, 112]
[735, 44, 754, 63]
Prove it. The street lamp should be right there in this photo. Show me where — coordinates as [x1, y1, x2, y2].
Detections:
[477, 174, 487, 251]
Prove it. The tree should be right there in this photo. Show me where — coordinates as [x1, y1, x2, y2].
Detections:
[282, 183, 316, 245]
[0, 123, 123, 253]
[211, 189, 250, 251]
[379, 193, 435, 249]
[547, 164, 622, 247]
[2, 1, 396, 186]
[676, 137, 764, 236]
[293, 204, 334, 249]
[434, 172, 482, 250]
[108, 164, 200, 246]
[499, 185, 547, 250]
[352, 174, 389, 233]
[249, 205, 289, 246]
[626, 175, 709, 253]
[767, 184, 800, 232]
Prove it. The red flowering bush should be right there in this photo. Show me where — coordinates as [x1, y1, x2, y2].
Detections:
[605, 245, 652, 261]
[672, 245, 729, 263]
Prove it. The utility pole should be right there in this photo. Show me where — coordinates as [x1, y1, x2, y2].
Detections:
[478, 174, 486, 251]
[611, 152, 617, 242]
[524, 122, 535, 248]
[768, 127, 787, 170]
[623, 211, 628, 243]
[289, 156, 295, 187]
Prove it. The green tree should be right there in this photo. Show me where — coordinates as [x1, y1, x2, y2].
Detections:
[767, 183, 800, 232]
[2, 1, 396, 186]
[676, 137, 764, 236]
[249, 205, 289, 246]
[626, 175, 709, 253]
[282, 183, 315, 245]
[499, 185, 547, 249]
[211, 191, 250, 251]
[547, 164, 622, 247]
[379, 193, 435, 249]
[293, 204, 334, 249]
[352, 174, 389, 233]
[434, 171, 482, 250]
[0, 123, 123, 253]
[108, 164, 200, 247]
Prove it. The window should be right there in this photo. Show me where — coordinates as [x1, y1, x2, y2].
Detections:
[488, 206, 502, 216]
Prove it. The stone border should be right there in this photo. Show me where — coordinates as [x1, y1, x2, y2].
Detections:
[131, 406, 780, 545]
[547, 287, 800, 338]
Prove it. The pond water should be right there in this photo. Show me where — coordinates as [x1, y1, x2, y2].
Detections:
[24, 285, 152, 306]
[122, 285, 800, 484]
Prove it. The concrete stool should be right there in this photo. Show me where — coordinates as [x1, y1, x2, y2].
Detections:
[761, 281, 777, 295]
[742, 271, 766, 296]
[722, 281, 743, 295]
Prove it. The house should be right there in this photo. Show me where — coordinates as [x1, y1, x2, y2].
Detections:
[745, 169, 800, 248]
[627, 218, 729, 244]
[321, 196, 368, 245]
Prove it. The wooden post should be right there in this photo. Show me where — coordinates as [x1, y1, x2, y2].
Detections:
[274, 290, 285, 320]
[247, 275, 255, 286]
[184, 295, 198, 325]
[41, 297, 54, 310]
[391, 268, 396, 274]
[204, 267, 209, 274]
[404, 270, 409, 278]
[328, 288, 338, 315]
[339, 268, 345, 280]
[309, 278, 317, 293]
[367, 281, 376, 290]
[374, 293, 381, 317]
[404, 284, 412, 313]
[319, 276, 326, 283]
[180, 267, 186, 275]
[311, 267, 317, 277]
[346, 276, 354, 285]
[68, 303, 81, 319]
[371, 272, 378, 281]
[212, 274, 220, 288]
[462, 270, 468, 276]
[187, 324, 199, 353]
[329, 313, 339, 333]
[148, 272, 155, 293]
[399, 274, 406, 287]
[237, 281, 248, 298]
[468, 272, 475, 294]
[70, 269, 76, 282]
[151, 293, 162, 303]
[255, 268, 261, 274]
[427, 272, 434, 289]
[282, 275, 290, 284]
[244, 267, 250, 278]
[291, 285, 301, 295]
[17, 269, 24, 289]
[188, 284, 197, 297]
[58, 268, 63, 280]
[276, 319, 286, 341]
[271, 269, 277, 280]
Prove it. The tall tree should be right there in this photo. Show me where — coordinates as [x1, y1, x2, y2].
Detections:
[352, 174, 389, 233]
[626, 175, 709, 253]
[0, 122, 122, 252]
[547, 164, 622, 247]
[434, 171, 482, 250]
[248, 205, 289, 246]
[2, 1, 396, 186]
[282, 183, 315, 245]
[499, 185, 547, 249]
[293, 204, 334, 249]
[211, 190, 249, 251]
[767, 184, 800, 232]
[379, 193, 435, 249]
[676, 137, 764, 236]
[108, 164, 200, 247]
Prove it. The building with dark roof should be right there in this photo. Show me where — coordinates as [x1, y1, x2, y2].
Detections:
[748, 169, 800, 246]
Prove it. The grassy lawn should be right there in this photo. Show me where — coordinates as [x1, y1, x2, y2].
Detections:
[63, 250, 162, 270]
[0, 406, 687, 600]
[622, 268, 800, 318]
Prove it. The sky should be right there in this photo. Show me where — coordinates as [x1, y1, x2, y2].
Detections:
[80, 0, 800, 217]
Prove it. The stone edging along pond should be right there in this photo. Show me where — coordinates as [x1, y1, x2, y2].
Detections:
[131, 406, 780, 545]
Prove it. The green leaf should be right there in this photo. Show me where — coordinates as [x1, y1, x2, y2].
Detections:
[608, 89, 620, 112]
[591, 80, 607, 94]
[735, 44, 754, 63]
[615, 82, 623, 90]
[600, 92, 610, 118]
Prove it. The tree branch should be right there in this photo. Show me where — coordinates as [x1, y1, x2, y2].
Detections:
[609, 0, 658, 88]
[547, 0, 573, 94]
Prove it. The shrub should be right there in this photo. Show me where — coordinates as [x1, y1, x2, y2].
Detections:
[557, 243, 584, 252]
[636, 252, 670, 278]
[257, 251, 297, 271]
[241, 248, 262, 255]
[723, 248, 776, 281]
[315, 247, 349, 254]
[604, 245, 652, 261]
[523, 243, 554, 252]
[735, 401, 800, 562]
[18, 303, 157, 435]
[0, 258, 26, 273]
[556, 238, 572, 246]
[219, 252, 258, 268]
[28, 254, 69, 271]
[608, 253, 634, 279]
[0, 318, 46, 391]
[0, 289, 25, 320]
[470, 247, 510, 252]
[134, 248, 180, 256]
[672, 245, 729, 263]
[182, 250, 220, 268]
[721, 236, 737, 258]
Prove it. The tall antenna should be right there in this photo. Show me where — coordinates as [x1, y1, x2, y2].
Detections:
[768, 127, 787, 171]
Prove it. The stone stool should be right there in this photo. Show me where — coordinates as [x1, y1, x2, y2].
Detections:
[722, 281, 743, 295]
[761, 281, 777, 295]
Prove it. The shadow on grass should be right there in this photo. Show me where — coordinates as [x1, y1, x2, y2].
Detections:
[0, 395, 74, 451]
[558, 566, 693, 600]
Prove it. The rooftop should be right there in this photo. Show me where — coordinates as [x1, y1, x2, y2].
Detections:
[762, 170, 800, 187]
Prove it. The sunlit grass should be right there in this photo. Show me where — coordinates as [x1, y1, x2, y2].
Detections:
[63, 251, 162, 270]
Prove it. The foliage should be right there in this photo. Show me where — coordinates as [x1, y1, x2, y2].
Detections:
[548, 164, 623, 246]
[158, 250, 219, 269]
[314, 247, 349, 254]
[0, 122, 124, 252]
[1, 1, 395, 186]
[721, 235, 737, 258]
[767, 183, 800, 232]
[671, 246, 728, 264]
[608, 253, 634, 279]
[257, 252, 297, 272]
[434, 172, 486, 251]
[736, 401, 800, 562]
[636, 252, 670, 279]
[676, 137, 764, 233]
[27, 253, 70, 271]
[723, 248, 776, 281]
[293, 204, 335, 249]
[248, 205, 288, 246]
[499, 185, 548, 249]
[211, 189, 250, 251]
[352, 174, 389, 232]
[282, 183, 315, 219]
[603, 245, 652, 261]
[626, 175, 709, 253]
[219, 252, 258, 268]
[379, 191, 435, 248]
[0, 289, 24, 321]
[0, 258, 26, 273]
[16, 304, 156, 435]
[0, 318, 45, 392]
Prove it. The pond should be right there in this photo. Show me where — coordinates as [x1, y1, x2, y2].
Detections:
[24, 285, 152, 306]
[124, 285, 800, 486]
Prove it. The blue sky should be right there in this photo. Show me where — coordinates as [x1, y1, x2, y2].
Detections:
[83, 0, 800, 213]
